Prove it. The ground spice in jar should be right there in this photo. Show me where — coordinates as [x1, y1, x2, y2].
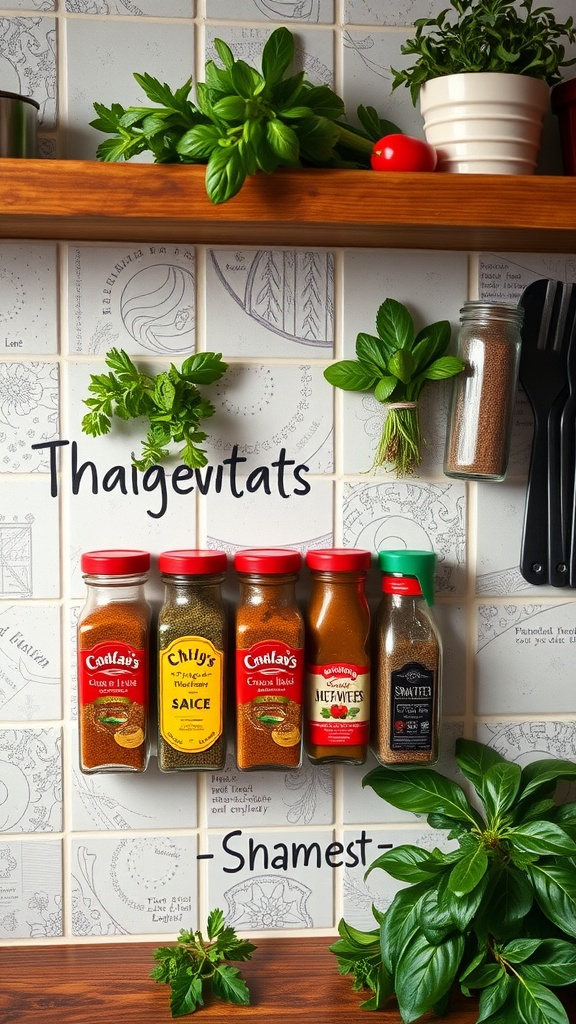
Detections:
[234, 548, 304, 771]
[305, 548, 372, 766]
[372, 549, 441, 766]
[77, 550, 151, 773]
[444, 301, 524, 481]
[157, 549, 227, 772]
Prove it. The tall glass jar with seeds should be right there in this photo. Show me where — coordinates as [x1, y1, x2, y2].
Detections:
[372, 549, 441, 767]
[157, 549, 227, 772]
[77, 549, 151, 774]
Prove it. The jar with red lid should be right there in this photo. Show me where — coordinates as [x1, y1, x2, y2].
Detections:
[157, 549, 228, 772]
[305, 548, 372, 766]
[77, 549, 151, 773]
[234, 548, 304, 771]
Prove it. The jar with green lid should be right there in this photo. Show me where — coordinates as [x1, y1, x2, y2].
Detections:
[157, 549, 227, 772]
[372, 549, 442, 767]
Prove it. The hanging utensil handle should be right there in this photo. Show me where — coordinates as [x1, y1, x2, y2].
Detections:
[520, 410, 549, 585]
[548, 389, 570, 587]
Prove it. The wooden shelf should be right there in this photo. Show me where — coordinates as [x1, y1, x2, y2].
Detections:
[0, 160, 575, 251]
[1, 937, 575, 1024]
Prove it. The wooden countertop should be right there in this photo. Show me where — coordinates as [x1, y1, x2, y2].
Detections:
[1, 938, 575, 1023]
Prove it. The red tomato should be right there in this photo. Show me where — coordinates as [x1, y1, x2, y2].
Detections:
[370, 134, 437, 172]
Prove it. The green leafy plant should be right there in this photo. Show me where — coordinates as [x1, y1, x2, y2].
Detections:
[151, 908, 256, 1017]
[323, 297, 463, 477]
[391, 0, 576, 105]
[331, 738, 576, 1023]
[81, 347, 227, 469]
[90, 26, 400, 204]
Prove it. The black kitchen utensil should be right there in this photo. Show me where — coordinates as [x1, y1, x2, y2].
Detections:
[547, 282, 576, 586]
[519, 278, 571, 586]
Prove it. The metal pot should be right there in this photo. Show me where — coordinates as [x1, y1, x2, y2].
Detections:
[0, 90, 39, 158]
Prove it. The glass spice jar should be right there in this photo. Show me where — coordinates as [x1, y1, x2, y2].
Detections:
[234, 548, 304, 771]
[77, 549, 151, 774]
[157, 549, 227, 772]
[372, 549, 441, 767]
[444, 300, 524, 481]
[304, 548, 372, 766]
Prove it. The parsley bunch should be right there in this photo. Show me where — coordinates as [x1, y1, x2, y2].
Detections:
[151, 909, 256, 1018]
[81, 347, 227, 470]
[90, 26, 400, 204]
[331, 739, 576, 1024]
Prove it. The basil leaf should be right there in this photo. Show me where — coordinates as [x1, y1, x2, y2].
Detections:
[507, 821, 576, 858]
[374, 376, 398, 403]
[388, 348, 416, 385]
[324, 361, 379, 392]
[519, 758, 576, 801]
[379, 884, 429, 974]
[519, 938, 576, 987]
[411, 320, 452, 370]
[502, 938, 543, 963]
[461, 962, 505, 990]
[231, 59, 263, 99]
[514, 979, 570, 1024]
[481, 761, 522, 820]
[395, 930, 465, 1022]
[419, 878, 458, 944]
[363, 765, 481, 827]
[376, 298, 415, 350]
[261, 26, 294, 86]
[366, 844, 445, 884]
[300, 84, 345, 120]
[177, 124, 222, 159]
[477, 974, 513, 1022]
[448, 843, 489, 897]
[417, 354, 464, 380]
[213, 37, 234, 69]
[356, 103, 401, 141]
[528, 864, 576, 938]
[205, 143, 247, 204]
[455, 738, 508, 796]
[474, 865, 534, 941]
[211, 95, 247, 123]
[296, 115, 340, 161]
[266, 118, 299, 162]
[355, 332, 393, 372]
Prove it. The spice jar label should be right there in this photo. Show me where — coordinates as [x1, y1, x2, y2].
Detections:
[307, 663, 370, 746]
[78, 640, 147, 750]
[159, 635, 224, 753]
[236, 640, 304, 767]
[389, 661, 435, 752]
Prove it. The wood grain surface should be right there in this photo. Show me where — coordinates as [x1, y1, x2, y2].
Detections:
[1, 938, 575, 1024]
[0, 160, 574, 251]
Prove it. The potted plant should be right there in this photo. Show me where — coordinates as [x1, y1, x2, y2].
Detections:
[331, 738, 576, 1023]
[391, 0, 576, 174]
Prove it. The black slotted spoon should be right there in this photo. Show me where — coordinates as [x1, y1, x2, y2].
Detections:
[519, 279, 570, 586]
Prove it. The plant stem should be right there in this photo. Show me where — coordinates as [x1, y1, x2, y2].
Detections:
[335, 124, 374, 154]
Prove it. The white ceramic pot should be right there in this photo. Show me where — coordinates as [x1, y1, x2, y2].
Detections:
[419, 72, 550, 174]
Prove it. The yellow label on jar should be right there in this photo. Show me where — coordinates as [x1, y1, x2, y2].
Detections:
[159, 636, 224, 753]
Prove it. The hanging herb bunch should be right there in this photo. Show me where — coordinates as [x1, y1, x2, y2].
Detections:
[324, 298, 464, 476]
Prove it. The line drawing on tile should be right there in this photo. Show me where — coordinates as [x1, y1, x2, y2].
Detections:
[0, 729, 61, 833]
[482, 720, 576, 761]
[477, 602, 574, 650]
[284, 764, 332, 824]
[72, 845, 128, 935]
[0, 18, 56, 125]
[0, 519, 34, 598]
[209, 250, 333, 348]
[119, 264, 195, 353]
[0, 363, 59, 472]
[343, 30, 391, 80]
[66, 1, 146, 11]
[224, 874, 314, 928]
[72, 769, 155, 830]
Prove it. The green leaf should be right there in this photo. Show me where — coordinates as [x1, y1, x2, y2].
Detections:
[417, 354, 464, 381]
[362, 764, 481, 827]
[180, 351, 228, 385]
[395, 930, 465, 1022]
[455, 738, 508, 797]
[460, 961, 504, 989]
[502, 939, 543, 964]
[515, 979, 570, 1024]
[266, 118, 300, 162]
[261, 26, 294, 86]
[211, 964, 251, 1005]
[205, 142, 247, 204]
[230, 59, 264, 99]
[295, 115, 340, 162]
[376, 298, 415, 350]
[177, 124, 223, 160]
[323, 361, 379, 392]
[207, 907, 225, 939]
[356, 103, 402, 141]
[528, 864, 576, 939]
[519, 759, 576, 802]
[170, 973, 204, 1017]
[374, 376, 398, 402]
[211, 95, 248, 123]
[506, 821, 576, 857]
[448, 843, 489, 897]
[213, 37, 234, 70]
[388, 348, 415, 385]
[378, 884, 430, 974]
[519, 939, 576, 987]
[477, 974, 513, 1022]
[474, 865, 534, 941]
[365, 844, 445, 884]
[355, 332, 393, 373]
[481, 761, 522, 821]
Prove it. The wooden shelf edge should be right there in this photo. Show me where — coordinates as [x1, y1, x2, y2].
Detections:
[0, 160, 574, 250]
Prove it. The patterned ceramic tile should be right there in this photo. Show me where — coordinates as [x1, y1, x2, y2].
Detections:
[343, 0, 446, 25]
[65, 0, 192, 14]
[206, 363, 334, 474]
[475, 601, 576, 715]
[0, 362, 59, 473]
[206, 0, 333, 22]
[0, 1, 54, 9]
[70, 731, 199, 830]
[206, 249, 334, 357]
[68, 244, 196, 357]
[477, 252, 576, 305]
[0, 244, 57, 355]
[0, 604, 61, 721]
[206, 754, 333, 826]
[0, 839, 62, 939]
[204, 478, 333, 554]
[341, 480, 466, 594]
[205, 25, 334, 88]
[0, 17, 56, 126]
[433, 601, 467, 717]
[342, 29, 425, 141]
[0, 480, 60, 599]
[475, 719, 576, 764]
[342, 824, 458, 930]
[66, 18, 194, 160]
[70, 835, 198, 935]
[0, 728, 62, 832]
[206, 827, 335, 929]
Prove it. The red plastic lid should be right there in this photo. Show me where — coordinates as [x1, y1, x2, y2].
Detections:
[306, 548, 372, 572]
[81, 549, 150, 575]
[159, 549, 227, 575]
[382, 575, 423, 596]
[234, 548, 302, 574]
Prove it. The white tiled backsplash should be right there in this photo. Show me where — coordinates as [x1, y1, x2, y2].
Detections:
[1, 1, 576, 946]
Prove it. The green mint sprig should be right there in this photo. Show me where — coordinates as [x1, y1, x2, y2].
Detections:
[90, 26, 401, 204]
[151, 908, 257, 1018]
[331, 738, 576, 1023]
[324, 297, 463, 477]
[81, 347, 227, 470]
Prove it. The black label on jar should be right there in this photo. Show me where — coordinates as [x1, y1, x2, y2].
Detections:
[389, 661, 434, 752]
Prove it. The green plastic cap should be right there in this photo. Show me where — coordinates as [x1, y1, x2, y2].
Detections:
[377, 549, 437, 606]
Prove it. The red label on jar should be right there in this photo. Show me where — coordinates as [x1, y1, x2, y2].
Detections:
[79, 640, 148, 706]
[236, 640, 304, 703]
[307, 663, 370, 746]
